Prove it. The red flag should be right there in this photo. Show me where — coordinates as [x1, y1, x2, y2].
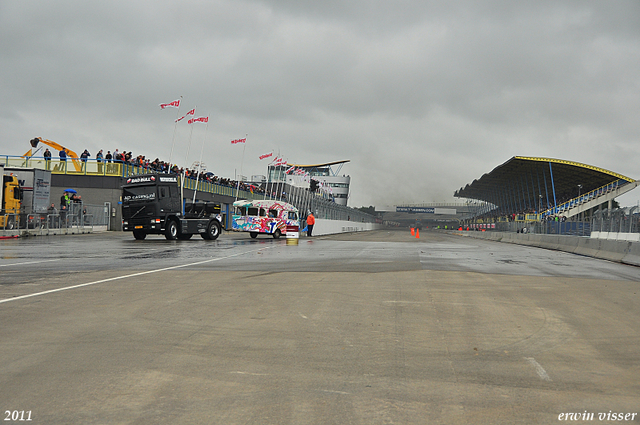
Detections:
[159, 99, 181, 109]
[285, 166, 295, 174]
[259, 152, 273, 160]
[176, 108, 195, 122]
[188, 116, 208, 124]
[231, 138, 246, 144]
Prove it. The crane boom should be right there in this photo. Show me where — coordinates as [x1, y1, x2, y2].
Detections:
[23, 137, 83, 172]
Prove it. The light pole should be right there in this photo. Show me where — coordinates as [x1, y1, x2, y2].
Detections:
[578, 184, 583, 223]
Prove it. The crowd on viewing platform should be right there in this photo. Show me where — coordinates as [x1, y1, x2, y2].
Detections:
[20, 147, 300, 200]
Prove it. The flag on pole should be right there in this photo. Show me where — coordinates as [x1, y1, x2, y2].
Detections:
[285, 166, 295, 174]
[231, 138, 247, 144]
[188, 116, 209, 124]
[259, 152, 273, 160]
[160, 99, 181, 109]
[176, 108, 196, 122]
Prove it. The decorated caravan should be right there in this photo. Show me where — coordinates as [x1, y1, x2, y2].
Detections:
[232, 199, 299, 239]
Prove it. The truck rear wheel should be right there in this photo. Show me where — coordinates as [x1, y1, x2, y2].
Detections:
[250, 232, 258, 239]
[165, 220, 178, 240]
[133, 230, 147, 240]
[202, 220, 221, 240]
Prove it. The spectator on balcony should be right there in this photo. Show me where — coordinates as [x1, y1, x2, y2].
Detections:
[43, 148, 52, 170]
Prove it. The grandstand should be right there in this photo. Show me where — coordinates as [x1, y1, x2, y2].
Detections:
[454, 156, 639, 221]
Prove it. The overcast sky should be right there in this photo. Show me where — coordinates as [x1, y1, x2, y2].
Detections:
[1, 0, 639, 207]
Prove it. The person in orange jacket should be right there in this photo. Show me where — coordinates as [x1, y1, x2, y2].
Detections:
[306, 212, 315, 237]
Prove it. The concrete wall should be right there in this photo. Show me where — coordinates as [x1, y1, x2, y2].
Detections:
[591, 231, 640, 242]
[457, 231, 640, 267]
[311, 219, 381, 236]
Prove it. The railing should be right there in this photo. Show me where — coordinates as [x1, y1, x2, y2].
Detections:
[1, 154, 263, 202]
[543, 179, 626, 217]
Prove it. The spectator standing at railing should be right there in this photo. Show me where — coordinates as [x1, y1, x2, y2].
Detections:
[43, 148, 52, 170]
[59, 148, 67, 162]
[80, 149, 90, 171]
[96, 150, 104, 174]
[105, 151, 112, 163]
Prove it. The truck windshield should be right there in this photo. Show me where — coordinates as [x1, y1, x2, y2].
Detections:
[123, 186, 156, 204]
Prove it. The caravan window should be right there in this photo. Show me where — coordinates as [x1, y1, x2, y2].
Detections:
[269, 209, 278, 218]
[259, 208, 267, 217]
[247, 207, 259, 216]
[288, 212, 298, 220]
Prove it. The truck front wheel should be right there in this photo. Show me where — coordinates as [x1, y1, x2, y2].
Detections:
[273, 229, 281, 239]
[165, 220, 179, 240]
[202, 220, 221, 240]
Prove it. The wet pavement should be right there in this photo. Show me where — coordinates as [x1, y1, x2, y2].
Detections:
[0, 229, 639, 424]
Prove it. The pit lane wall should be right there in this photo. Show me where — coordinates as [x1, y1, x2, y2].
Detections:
[455, 231, 640, 267]
[312, 219, 381, 236]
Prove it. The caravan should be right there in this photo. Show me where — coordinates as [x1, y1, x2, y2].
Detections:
[232, 199, 299, 239]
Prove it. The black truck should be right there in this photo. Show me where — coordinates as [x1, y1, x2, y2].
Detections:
[121, 174, 223, 240]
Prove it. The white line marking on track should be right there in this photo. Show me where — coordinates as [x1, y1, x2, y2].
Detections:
[299, 313, 308, 319]
[0, 246, 274, 305]
[524, 357, 552, 381]
[0, 259, 58, 268]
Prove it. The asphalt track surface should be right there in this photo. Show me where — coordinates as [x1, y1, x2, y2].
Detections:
[0, 229, 639, 424]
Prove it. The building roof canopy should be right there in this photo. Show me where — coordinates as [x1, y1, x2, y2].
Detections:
[454, 156, 635, 205]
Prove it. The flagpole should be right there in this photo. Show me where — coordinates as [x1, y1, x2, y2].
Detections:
[181, 108, 197, 216]
[192, 120, 209, 204]
[168, 96, 182, 172]
[234, 134, 247, 202]
[265, 156, 274, 201]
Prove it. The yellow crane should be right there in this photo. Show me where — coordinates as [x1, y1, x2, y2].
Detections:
[23, 137, 83, 172]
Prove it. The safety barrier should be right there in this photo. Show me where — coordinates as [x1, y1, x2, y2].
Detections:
[457, 230, 640, 267]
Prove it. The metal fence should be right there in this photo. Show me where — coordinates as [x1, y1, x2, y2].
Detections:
[489, 219, 592, 236]
[591, 208, 640, 234]
[1, 203, 109, 236]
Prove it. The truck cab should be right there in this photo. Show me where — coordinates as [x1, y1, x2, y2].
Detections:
[1, 173, 22, 230]
[121, 174, 222, 240]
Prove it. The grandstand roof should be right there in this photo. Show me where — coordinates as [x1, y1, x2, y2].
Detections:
[454, 156, 636, 204]
[286, 160, 350, 168]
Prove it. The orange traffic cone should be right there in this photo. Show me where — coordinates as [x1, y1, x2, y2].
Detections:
[416, 228, 420, 239]
[410, 228, 414, 236]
